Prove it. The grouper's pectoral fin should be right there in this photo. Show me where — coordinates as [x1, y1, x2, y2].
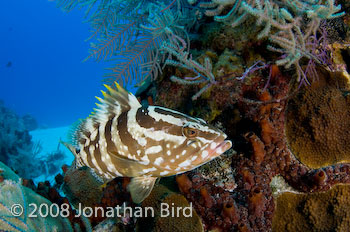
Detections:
[127, 176, 157, 204]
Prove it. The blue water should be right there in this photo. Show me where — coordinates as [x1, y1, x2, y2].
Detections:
[0, 0, 132, 128]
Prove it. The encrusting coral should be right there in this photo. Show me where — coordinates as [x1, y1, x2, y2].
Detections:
[286, 68, 350, 168]
[137, 184, 204, 232]
[272, 184, 350, 232]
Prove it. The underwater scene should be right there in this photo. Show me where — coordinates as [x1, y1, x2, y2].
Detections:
[1, 0, 350, 231]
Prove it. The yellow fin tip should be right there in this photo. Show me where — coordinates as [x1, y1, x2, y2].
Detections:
[115, 82, 121, 89]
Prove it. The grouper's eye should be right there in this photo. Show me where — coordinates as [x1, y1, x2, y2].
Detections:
[182, 125, 198, 138]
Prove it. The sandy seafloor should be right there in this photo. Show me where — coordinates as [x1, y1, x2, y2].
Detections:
[30, 126, 74, 184]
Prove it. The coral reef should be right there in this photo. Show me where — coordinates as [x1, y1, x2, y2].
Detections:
[57, 0, 345, 101]
[0, 100, 41, 179]
[20, 166, 95, 231]
[18, 1, 348, 231]
[272, 184, 350, 231]
[192, 0, 344, 82]
[0, 100, 67, 181]
[152, 63, 350, 231]
[60, 165, 204, 231]
[112, 3, 346, 227]
[286, 68, 350, 168]
[61, 165, 136, 229]
[22, 114, 38, 131]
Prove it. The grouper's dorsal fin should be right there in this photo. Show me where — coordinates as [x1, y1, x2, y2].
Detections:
[97, 82, 140, 113]
[89, 82, 140, 125]
[128, 176, 158, 203]
[69, 82, 140, 146]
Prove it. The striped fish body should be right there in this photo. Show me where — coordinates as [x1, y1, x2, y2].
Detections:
[65, 83, 232, 203]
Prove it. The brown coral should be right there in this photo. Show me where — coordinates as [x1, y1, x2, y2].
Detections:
[272, 184, 350, 232]
[138, 184, 204, 232]
[63, 166, 103, 209]
[286, 68, 350, 168]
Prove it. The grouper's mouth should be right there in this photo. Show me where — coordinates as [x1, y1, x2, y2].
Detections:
[209, 140, 232, 158]
[191, 138, 232, 167]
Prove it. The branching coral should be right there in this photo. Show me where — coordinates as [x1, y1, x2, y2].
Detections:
[161, 33, 216, 100]
[192, 0, 344, 82]
[58, 0, 345, 100]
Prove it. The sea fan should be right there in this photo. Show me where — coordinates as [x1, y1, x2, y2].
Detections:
[103, 2, 190, 85]
[57, 0, 194, 86]
[102, 30, 158, 86]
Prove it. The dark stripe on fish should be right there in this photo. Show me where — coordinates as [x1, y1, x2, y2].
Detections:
[104, 116, 120, 156]
[83, 142, 96, 170]
[93, 129, 108, 174]
[86, 127, 101, 171]
[78, 156, 87, 167]
[136, 108, 182, 136]
[154, 107, 218, 140]
[117, 111, 139, 157]
[82, 130, 91, 139]
[135, 107, 154, 128]
[102, 117, 131, 176]
[154, 107, 202, 124]
[103, 115, 141, 170]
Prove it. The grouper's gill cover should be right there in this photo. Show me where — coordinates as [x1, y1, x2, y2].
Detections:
[65, 82, 232, 203]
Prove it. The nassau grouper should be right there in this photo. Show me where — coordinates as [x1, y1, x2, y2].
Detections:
[64, 82, 232, 203]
